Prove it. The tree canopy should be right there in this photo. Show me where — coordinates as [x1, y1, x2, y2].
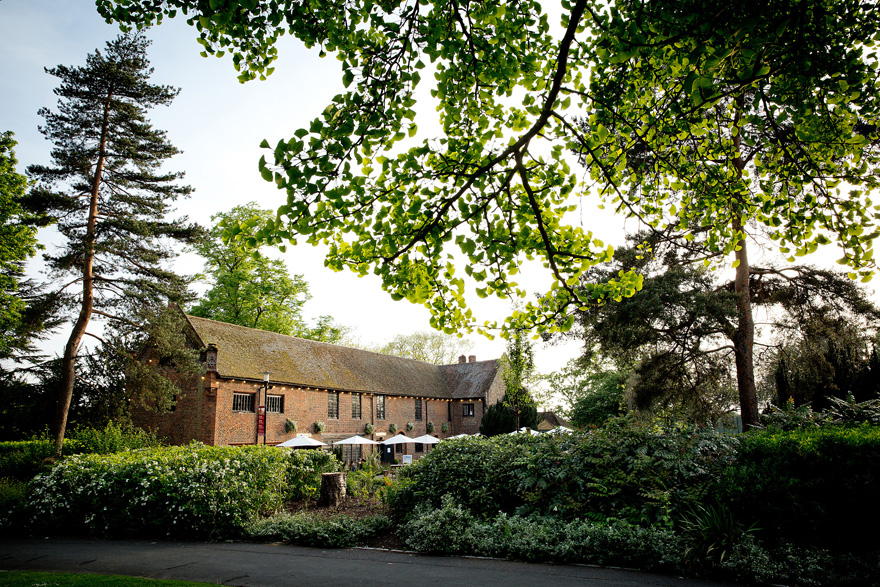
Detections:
[567, 231, 880, 422]
[97, 0, 880, 426]
[190, 202, 345, 342]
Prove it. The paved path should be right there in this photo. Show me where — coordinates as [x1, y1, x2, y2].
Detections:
[1, 538, 736, 587]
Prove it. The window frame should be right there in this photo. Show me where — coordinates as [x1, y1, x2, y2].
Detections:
[376, 395, 386, 420]
[328, 391, 339, 419]
[414, 397, 422, 421]
[462, 403, 475, 417]
[232, 392, 256, 413]
[351, 393, 362, 419]
[266, 394, 284, 414]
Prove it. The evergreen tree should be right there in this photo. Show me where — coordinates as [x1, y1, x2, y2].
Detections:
[191, 202, 345, 342]
[479, 393, 538, 437]
[26, 33, 203, 455]
[501, 328, 537, 430]
[0, 131, 57, 365]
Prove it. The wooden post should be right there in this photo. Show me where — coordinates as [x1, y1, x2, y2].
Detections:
[318, 472, 347, 508]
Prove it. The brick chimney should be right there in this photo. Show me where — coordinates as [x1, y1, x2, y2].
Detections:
[458, 355, 467, 364]
[468, 355, 476, 363]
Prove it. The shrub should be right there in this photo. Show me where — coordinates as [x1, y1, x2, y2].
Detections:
[26, 444, 291, 539]
[313, 421, 325, 433]
[246, 512, 392, 548]
[69, 421, 162, 454]
[284, 449, 341, 501]
[0, 440, 56, 481]
[392, 423, 737, 526]
[721, 425, 880, 552]
[399, 495, 476, 554]
[0, 477, 28, 536]
[400, 503, 683, 571]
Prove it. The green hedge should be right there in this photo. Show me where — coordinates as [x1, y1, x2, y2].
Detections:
[25, 444, 339, 539]
[390, 424, 737, 526]
[722, 425, 880, 551]
[0, 423, 164, 482]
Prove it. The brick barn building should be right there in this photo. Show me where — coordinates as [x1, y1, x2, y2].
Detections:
[133, 314, 505, 457]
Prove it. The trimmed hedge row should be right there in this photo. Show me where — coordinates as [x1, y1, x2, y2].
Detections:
[721, 425, 880, 551]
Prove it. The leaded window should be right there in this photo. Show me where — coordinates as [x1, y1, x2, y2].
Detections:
[352, 393, 362, 419]
[376, 395, 386, 420]
[328, 391, 339, 419]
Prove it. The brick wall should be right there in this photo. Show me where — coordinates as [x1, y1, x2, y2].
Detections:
[134, 370, 499, 446]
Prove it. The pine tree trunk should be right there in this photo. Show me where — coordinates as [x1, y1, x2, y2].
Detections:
[54, 99, 110, 457]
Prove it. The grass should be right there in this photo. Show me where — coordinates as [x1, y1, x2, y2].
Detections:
[0, 571, 220, 586]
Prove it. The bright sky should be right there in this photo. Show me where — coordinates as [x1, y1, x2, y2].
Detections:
[0, 0, 593, 382]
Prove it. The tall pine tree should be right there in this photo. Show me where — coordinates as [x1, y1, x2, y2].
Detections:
[27, 33, 203, 455]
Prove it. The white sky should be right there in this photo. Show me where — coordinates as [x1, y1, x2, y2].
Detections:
[3, 1, 876, 405]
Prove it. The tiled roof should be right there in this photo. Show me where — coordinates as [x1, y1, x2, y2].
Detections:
[185, 314, 495, 399]
[438, 360, 502, 400]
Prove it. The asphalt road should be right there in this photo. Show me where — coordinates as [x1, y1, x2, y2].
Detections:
[0, 538, 741, 587]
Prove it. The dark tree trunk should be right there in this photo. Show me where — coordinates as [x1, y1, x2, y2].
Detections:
[732, 231, 759, 429]
[730, 104, 759, 430]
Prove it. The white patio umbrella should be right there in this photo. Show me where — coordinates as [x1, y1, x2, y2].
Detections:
[333, 435, 380, 445]
[411, 434, 441, 445]
[276, 436, 327, 448]
[382, 434, 415, 445]
[447, 433, 473, 439]
[548, 426, 573, 435]
[508, 427, 542, 436]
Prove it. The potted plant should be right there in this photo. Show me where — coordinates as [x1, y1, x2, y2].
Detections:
[406, 421, 414, 432]
[364, 422, 375, 435]
[284, 419, 297, 433]
[388, 423, 398, 434]
[426, 421, 435, 433]
[441, 422, 449, 433]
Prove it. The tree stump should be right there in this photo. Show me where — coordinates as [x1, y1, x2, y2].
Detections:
[318, 472, 347, 508]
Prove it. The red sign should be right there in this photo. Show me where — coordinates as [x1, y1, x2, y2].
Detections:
[257, 406, 265, 435]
